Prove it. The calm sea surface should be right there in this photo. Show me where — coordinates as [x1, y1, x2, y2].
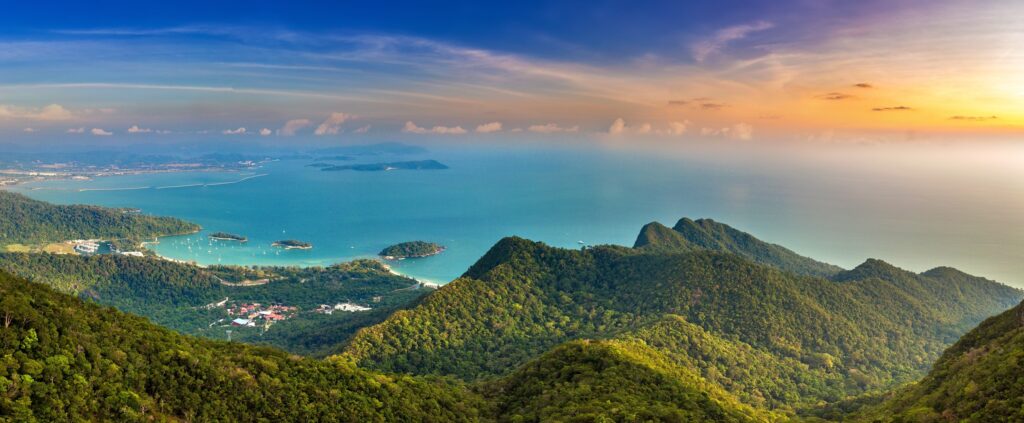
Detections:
[13, 145, 1024, 286]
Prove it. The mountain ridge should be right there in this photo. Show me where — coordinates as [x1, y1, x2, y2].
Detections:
[634, 217, 844, 277]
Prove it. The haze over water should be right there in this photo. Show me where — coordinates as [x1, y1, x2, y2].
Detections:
[13, 143, 1024, 286]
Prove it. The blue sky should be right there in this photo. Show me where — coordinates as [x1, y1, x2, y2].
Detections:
[1, 0, 1021, 143]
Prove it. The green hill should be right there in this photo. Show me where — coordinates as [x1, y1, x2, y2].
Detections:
[0, 252, 428, 356]
[0, 191, 198, 246]
[635, 218, 843, 277]
[342, 232, 1021, 414]
[0, 269, 483, 422]
[862, 300, 1024, 421]
[485, 339, 775, 422]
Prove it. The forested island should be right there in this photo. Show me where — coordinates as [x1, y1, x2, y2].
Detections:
[379, 241, 446, 259]
[321, 160, 448, 172]
[208, 232, 247, 242]
[272, 239, 313, 249]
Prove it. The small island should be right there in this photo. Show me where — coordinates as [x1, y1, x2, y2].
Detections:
[272, 240, 313, 250]
[321, 160, 449, 172]
[209, 232, 248, 242]
[379, 241, 446, 259]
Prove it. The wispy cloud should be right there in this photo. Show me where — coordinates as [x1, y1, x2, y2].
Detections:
[91, 128, 113, 136]
[700, 123, 753, 140]
[223, 127, 247, 135]
[127, 125, 152, 133]
[475, 122, 502, 133]
[950, 115, 998, 121]
[314, 112, 352, 135]
[854, 83, 873, 88]
[0, 104, 76, 121]
[691, 21, 774, 62]
[608, 118, 689, 136]
[817, 92, 854, 100]
[528, 123, 579, 133]
[872, 106, 913, 111]
[278, 119, 311, 136]
[66, 127, 85, 133]
[403, 121, 467, 134]
[259, 128, 272, 136]
[353, 125, 371, 134]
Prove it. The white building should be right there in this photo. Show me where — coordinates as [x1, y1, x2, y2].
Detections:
[74, 242, 100, 254]
[334, 302, 372, 312]
[231, 318, 255, 327]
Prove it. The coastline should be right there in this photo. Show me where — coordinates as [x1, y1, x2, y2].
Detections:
[378, 261, 442, 289]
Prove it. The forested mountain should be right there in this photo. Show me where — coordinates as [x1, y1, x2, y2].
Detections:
[484, 339, 775, 422]
[862, 300, 1024, 421]
[634, 218, 843, 277]
[0, 253, 428, 356]
[0, 269, 484, 422]
[342, 227, 1021, 416]
[0, 191, 198, 246]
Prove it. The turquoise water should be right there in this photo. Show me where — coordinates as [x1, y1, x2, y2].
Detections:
[13, 145, 1024, 286]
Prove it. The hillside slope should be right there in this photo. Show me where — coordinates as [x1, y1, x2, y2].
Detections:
[485, 339, 776, 422]
[0, 269, 483, 421]
[863, 300, 1024, 421]
[0, 252, 428, 355]
[343, 231, 1021, 414]
[0, 190, 198, 246]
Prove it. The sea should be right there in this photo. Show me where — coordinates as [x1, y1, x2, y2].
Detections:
[11, 143, 1024, 286]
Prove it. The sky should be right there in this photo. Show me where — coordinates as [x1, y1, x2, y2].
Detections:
[2, 0, 1024, 144]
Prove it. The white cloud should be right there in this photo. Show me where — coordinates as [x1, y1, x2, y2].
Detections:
[127, 125, 152, 133]
[22, 127, 35, 133]
[66, 127, 85, 133]
[91, 128, 113, 136]
[37, 104, 75, 120]
[0, 103, 76, 121]
[609, 118, 627, 135]
[278, 118, 312, 136]
[608, 118, 688, 136]
[475, 122, 502, 133]
[528, 123, 579, 133]
[314, 112, 352, 135]
[403, 121, 467, 134]
[353, 125, 371, 134]
[156, 129, 171, 134]
[731, 122, 754, 140]
[692, 21, 774, 62]
[701, 123, 754, 140]
[223, 127, 246, 135]
[259, 128, 272, 136]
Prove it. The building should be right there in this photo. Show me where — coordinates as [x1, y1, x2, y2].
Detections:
[334, 302, 372, 312]
[231, 318, 253, 327]
[74, 241, 100, 254]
